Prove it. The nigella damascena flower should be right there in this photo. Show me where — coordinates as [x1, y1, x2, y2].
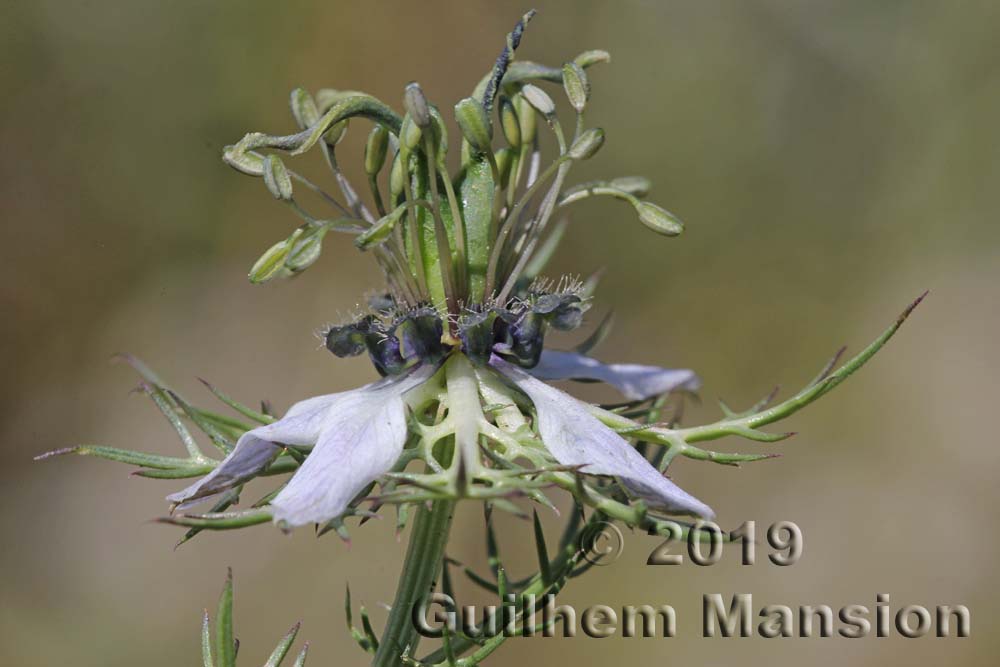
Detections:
[43, 12, 915, 547]
[167, 296, 710, 527]
[37, 14, 920, 667]
[145, 12, 729, 533]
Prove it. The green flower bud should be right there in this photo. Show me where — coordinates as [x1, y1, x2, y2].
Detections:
[427, 106, 449, 162]
[389, 151, 405, 200]
[562, 62, 589, 113]
[401, 114, 422, 152]
[364, 125, 389, 176]
[262, 155, 293, 201]
[635, 201, 684, 236]
[610, 176, 652, 198]
[514, 94, 537, 145]
[286, 225, 328, 271]
[521, 84, 555, 117]
[573, 49, 611, 67]
[567, 128, 605, 160]
[248, 229, 302, 283]
[322, 120, 348, 147]
[499, 97, 521, 148]
[494, 147, 513, 189]
[454, 97, 492, 153]
[289, 88, 319, 129]
[355, 205, 406, 250]
[222, 146, 264, 176]
[403, 82, 431, 128]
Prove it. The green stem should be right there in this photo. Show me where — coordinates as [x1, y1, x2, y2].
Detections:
[373, 499, 455, 667]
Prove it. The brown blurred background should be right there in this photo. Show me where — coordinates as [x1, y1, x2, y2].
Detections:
[2, 1, 997, 665]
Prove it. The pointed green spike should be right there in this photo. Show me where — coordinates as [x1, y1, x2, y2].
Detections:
[189, 408, 249, 444]
[140, 382, 205, 460]
[463, 567, 500, 594]
[485, 507, 501, 579]
[360, 605, 380, 652]
[132, 465, 217, 479]
[264, 622, 301, 667]
[345, 586, 371, 651]
[532, 510, 552, 586]
[35, 445, 211, 471]
[680, 447, 781, 466]
[292, 642, 309, 667]
[166, 390, 235, 454]
[201, 609, 214, 667]
[198, 378, 275, 425]
[215, 569, 235, 667]
[441, 558, 455, 600]
[442, 623, 458, 665]
[572, 311, 614, 356]
[808, 346, 847, 387]
[177, 487, 242, 548]
[158, 507, 272, 530]
[521, 216, 570, 282]
[113, 353, 172, 392]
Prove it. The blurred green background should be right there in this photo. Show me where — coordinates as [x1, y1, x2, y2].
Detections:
[2, 1, 997, 665]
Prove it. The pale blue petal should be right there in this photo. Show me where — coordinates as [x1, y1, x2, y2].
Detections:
[167, 375, 407, 509]
[270, 365, 435, 527]
[528, 349, 700, 401]
[493, 356, 713, 518]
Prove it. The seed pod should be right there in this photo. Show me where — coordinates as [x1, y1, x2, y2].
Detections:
[567, 128, 605, 160]
[514, 95, 537, 145]
[635, 201, 684, 236]
[455, 97, 492, 153]
[562, 62, 589, 113]
[499, 97, 521, 148]
[262, 155, 293, 200]
[364, 125, 389, 176]
[521, 84, 555, 117]
[403, 82, 431, 128]
[289, 88, 319, 129]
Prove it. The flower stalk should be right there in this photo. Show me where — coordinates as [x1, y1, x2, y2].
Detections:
[374, 499, 455, 667]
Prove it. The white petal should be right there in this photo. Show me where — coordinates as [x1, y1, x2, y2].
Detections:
[270, 365, 435, 527]
[528, 350, 700, 401]
[166, 379, 394, 508]
[493, 356, 713, 518]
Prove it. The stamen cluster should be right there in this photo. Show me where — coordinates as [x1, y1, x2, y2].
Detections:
[223, 10, 683, 332]
[325, 285, 588, 375]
